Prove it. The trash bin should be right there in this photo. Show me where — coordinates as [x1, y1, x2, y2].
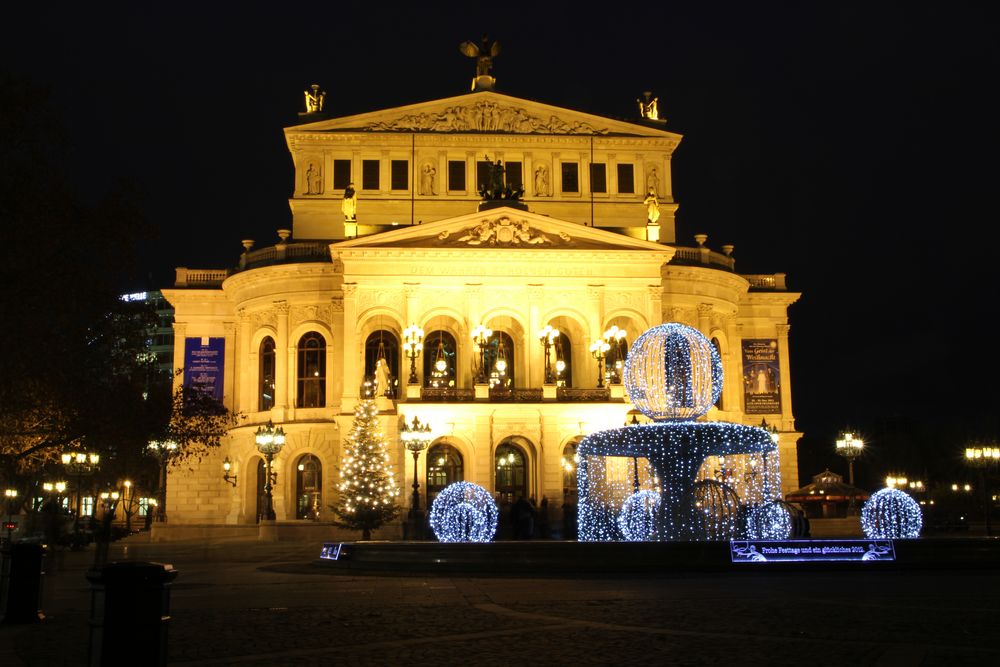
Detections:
[0, 542, 45, 624]
[87, 561, 178, 667]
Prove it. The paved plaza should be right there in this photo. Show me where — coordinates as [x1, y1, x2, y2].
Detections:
[2, 538, 999, 665]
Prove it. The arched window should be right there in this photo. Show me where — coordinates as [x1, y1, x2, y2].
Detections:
[364, 330, 399, 397]
[259, 337, 275, 411]
[423, 331, 457, 388]
[426, 443, 463, 506]
[297, 332, 326, 408]
[495, 441, 528, 503]
[554, 331, 572, 387]
[295, 454, 322, 520]
[711, 337, 724, 410]
[485, 331, 515, 389]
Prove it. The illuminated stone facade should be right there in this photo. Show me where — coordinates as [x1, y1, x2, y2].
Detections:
[161, 87, 800, 538]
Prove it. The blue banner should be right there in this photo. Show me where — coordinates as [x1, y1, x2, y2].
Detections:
[183, 337, 225, 402]
[731, 539, 895, 563]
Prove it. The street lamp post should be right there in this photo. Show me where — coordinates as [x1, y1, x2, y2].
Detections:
[255, 421, 286, 521]
[590, 339, 610, 388]
[835, 432, 863, 514]
[61, 450, 100, 535]
[538, 325, 559, 384]
[471, 324, 492, 384]
[603, 326, 627, 384]
[402, 324, 424, 385]
[146, 440, 177, 523]
[965, 444, 1000, 536]
[401, 415, 433, 539]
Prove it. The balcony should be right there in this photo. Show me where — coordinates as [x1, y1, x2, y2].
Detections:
[410, 385, 617, 403]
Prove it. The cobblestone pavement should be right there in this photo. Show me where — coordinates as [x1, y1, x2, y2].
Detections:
[2, 540, 999, 666]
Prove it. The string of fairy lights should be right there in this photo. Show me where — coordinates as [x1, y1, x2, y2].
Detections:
[861, 488, 922, 539]
[429, 481, 498, 543]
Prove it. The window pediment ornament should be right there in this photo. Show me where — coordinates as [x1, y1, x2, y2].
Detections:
[364, 100, 610, 135]
[438, 216, 571, 247]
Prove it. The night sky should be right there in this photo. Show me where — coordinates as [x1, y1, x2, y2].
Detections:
[4, 3, 998, 487]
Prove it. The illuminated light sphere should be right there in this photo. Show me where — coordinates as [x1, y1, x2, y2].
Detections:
[429, 481, 498, 543]
[861, 488, 923, 539]
[623, 323, 723, 421]
[746, 501, 792, 540]
[617, 490, 661, 541]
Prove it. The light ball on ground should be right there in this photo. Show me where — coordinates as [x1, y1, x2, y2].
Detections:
[429, 481, 498, 543]
[861, 487, 922, 539]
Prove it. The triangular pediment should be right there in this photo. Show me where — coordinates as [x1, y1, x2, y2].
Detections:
[288, 91, 681, 140]
[330, 207, 675, 256]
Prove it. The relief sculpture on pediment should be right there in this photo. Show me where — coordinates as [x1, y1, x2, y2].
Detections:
[365, 100, 610, 135]
[438, 216, 571, 246]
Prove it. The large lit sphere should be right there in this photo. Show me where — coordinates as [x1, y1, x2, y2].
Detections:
[746, 502, 792, 540]
[617, 490, 661, 541]
[623, 323, 723, 421]
[429, 481, 498, 543]
[861, 488, 922, 539]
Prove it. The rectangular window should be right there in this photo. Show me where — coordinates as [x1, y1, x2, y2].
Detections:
[561, 162, 579, 193]
[590, 163, 607, 193]
[333, 159, 351, 189]
[448, 160, 466, 191]
[390, 160, 408, 190]
[362, 160, 379, 190]
[476, 160, 492, 193]
[82, 496, 95, 517]
[617, 163, 635, 193]
[139, 497, 150, 516]
[506, 161, 523, 190]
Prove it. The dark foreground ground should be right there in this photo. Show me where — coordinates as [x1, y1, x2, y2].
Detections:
[2, 539, 999, 666]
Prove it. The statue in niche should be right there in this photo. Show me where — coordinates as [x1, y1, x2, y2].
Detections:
[478, 157, 523, 202]
[420, 164, 437, 195]
[644, 188, 660, 224]
[646, 167, 659, 197]
[373, 358, 391, 397]
[342, 182, 357, 221]
[304, 84, 326, 113]
[534, 164, 550, 197]
[459, 35, 501, 78]
[305, 162, 322, 195]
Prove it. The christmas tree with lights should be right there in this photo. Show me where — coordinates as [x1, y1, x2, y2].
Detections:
[332, 396, 400, 539]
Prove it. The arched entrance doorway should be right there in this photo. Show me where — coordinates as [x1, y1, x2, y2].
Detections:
[426, 442, 463, 507]
[295, 454, 322, 520]
[495, 440, 529, 504]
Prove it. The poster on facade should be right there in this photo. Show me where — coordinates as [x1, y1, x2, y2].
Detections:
[742, 339, 781, 414]
[183, 337, 225, 402]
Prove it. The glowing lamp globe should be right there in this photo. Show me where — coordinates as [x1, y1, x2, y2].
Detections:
[623, 323, 723, 421]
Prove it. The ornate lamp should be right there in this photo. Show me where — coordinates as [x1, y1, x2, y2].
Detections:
[62, 449, 100, 533]
[590, 339, 610, 388]
[255, 421, 286, 521]
[402, 324, 424, 385]
[603, 326, 627, 384]
[471, 324, 492, 384]
[401, 415, 433, 539]
[965, 443, 1000, 536]
[222, 457, 238, 487]
[835, 431, 863, 486]
[538, 325, 559, 384]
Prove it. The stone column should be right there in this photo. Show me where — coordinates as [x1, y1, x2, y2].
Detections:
[647, 285, 663, 327]
[340, 284, 360, 413]
[274, 301, 290, 418]
[404, 284, 421, 396]
[586, 285, 604, 386]
[236, 308, 251, 414]
[776, 324, 794, 430]
[527, 284, 543, 388]
[223, 321, 236, 412]
[171, 323, 187, 393]
[725, 317, 741, 413]
[697, 303, 713, 338]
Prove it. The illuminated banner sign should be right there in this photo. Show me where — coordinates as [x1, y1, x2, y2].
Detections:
[320, 543, 344, 560]
[742, 339, 781, 414]
[730, 539, 895, 563]
[183, 337, 225, 402]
